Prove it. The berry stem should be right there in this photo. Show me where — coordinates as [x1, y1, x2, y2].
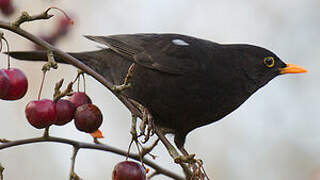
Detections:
[81, 73, 86, 93]
[43, 127, 50, 137]
[38, 71, 46, 100]
[2, 37, 10, 69]
[47, 7, 74, 25]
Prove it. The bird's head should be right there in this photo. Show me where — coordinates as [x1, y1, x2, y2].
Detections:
[235, 45, 307, 91]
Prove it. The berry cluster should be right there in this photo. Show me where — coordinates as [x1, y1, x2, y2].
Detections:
[25, 91, 103, 133]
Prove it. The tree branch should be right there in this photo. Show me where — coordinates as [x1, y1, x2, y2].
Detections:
[0, 136, 184, 180]
[69, 147, 80, 180]
[0, 20, 142, 118]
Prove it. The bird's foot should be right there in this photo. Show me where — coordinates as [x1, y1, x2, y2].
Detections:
[112, 63, 135, 92]
[139, 107, 155, 143]
[127, 113, 158, 161]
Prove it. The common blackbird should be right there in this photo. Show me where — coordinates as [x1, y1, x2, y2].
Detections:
[8, 33, 307, 149]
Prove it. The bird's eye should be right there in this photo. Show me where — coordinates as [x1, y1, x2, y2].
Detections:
[264, 57, 275, 68]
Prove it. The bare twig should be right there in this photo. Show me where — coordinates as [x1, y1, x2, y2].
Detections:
[42, 50, 58, 71]
[69, 147, 80, 180]
[53, 79, 74, 102]
[0, 136, 184, 180]
[12, 11, 53, 28]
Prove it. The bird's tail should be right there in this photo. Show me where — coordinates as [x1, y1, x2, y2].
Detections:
[6, 49, 131, 85]
[6, 50, 107, 64]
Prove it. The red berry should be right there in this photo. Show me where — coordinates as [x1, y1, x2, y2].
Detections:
[112, 161, 146, 180]
[1, 4, 13, 16]
[55, 99, 75, 126]
[74, 104, 102, 133]
[0, 70, 9, 99]
[25, 99, 57, 129]
[2, 68, 28, 100]
[0, 0, 14, 16]
[0, 0, 11, 8]
[68, 92, 92, 108]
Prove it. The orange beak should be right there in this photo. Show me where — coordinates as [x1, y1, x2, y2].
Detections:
[279, 64, 307, 74]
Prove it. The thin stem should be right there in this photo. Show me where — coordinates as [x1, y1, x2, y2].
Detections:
[2, 37, 10, 69]
[81, 73, 86, 93]
[38, 71, 46, 100]
[0, 136, 184, 180]
[77, 75, 80, 92]
[43, 127, 49, 137]
[69, 147, 79, 180]
[48, 7, 73, 24]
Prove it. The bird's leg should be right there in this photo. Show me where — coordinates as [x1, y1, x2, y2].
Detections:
[139, 107, 155, 143]
[127, 98, 155, 144]
[127, 113, 158, 167]
[127, 114, 138, 159]
[112, 63, 136, 92]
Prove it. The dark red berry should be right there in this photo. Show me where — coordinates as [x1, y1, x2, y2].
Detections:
[0, 0, 14, 16]
[55, 99, 75, 126]
[2, 68, 28, 100]
[0, 70, 9, 99]
[68, 92, 92, 108]
[112, 161, 146, 180]
[25, 99, 57, 129]
[74, 104, 102, 133]
[0, 0, 11, 7]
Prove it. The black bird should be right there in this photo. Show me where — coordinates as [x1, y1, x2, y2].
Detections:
[8, 33, 307, 151]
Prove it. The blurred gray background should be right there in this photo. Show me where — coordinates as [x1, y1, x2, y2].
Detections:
[0, 0, 318, 179]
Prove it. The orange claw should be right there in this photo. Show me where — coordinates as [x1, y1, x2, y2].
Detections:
[90, 129, 104, 139]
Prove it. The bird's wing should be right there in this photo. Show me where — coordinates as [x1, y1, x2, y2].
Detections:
[84, 34, 211, 75]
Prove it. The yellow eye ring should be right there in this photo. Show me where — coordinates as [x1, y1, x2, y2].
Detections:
[264, 57, 275, 68]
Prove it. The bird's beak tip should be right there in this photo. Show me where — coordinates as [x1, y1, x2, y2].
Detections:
[279, 63, 307, 74]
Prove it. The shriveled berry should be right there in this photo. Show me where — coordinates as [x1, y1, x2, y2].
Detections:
[74, 104, 102, 133]
[55, 99, 75, 126]
[2, 68, 28, 100]
[68, 92, 92, 108]
[112, 161, 146, 180]
[25, 99, 57, 129]
[0, 70, 9, 99]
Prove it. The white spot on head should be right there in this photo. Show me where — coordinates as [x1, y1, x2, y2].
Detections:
[172, 39, 189, 46]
